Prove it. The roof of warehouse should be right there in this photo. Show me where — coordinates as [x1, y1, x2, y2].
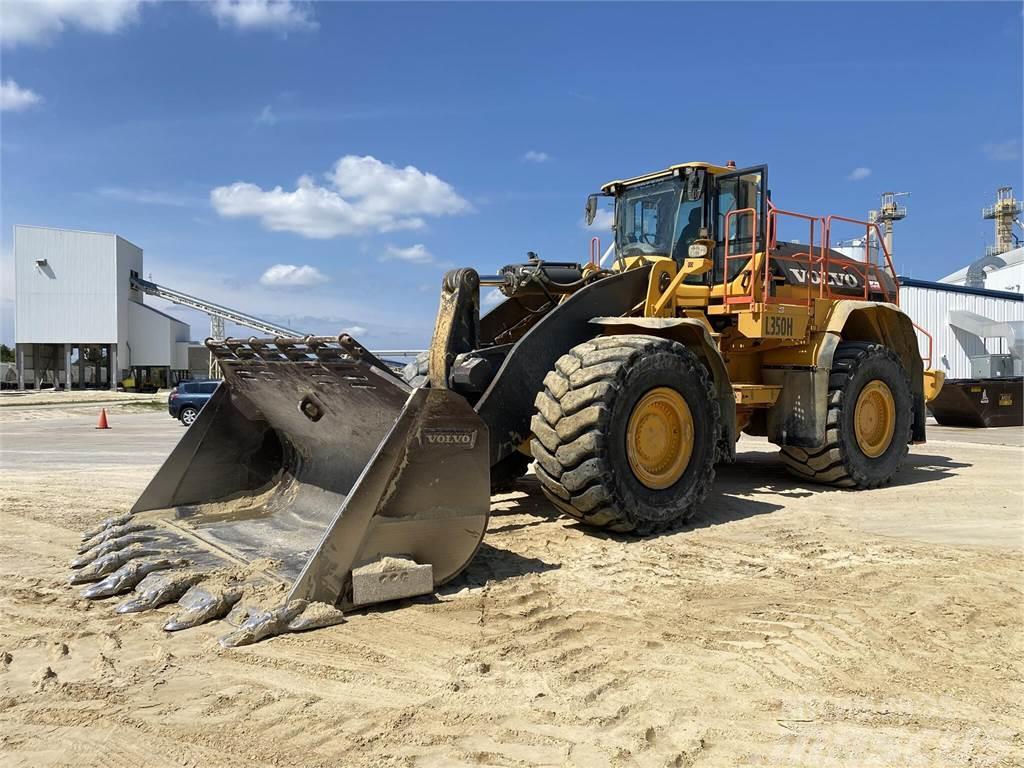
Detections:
[897, 276, 1023, 301]
[938, 246, 1024, 284]
[14, 224, 144, 252]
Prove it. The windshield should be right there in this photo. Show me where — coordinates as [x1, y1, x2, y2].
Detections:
[615, 179, 683, 258]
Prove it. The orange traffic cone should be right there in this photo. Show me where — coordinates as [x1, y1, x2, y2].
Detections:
[96, 408, 111, 430]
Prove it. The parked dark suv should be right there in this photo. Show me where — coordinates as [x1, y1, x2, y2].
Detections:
[168, 379, 220, 426]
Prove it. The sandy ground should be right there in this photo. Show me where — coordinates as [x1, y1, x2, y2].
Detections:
[0, 412, 1022, 767]
[0, 390, 169, 423]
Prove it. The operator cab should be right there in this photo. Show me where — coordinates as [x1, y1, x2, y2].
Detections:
[588, 161, 767, 285]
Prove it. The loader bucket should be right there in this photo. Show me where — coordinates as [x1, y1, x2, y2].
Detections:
[71, 335, 490, 644]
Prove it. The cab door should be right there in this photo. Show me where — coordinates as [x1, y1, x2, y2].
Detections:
[712, 165, 768, 285]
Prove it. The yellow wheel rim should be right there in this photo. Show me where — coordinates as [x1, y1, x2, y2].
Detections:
[854, 380, 896, 458]
[626, 387, 693, 490]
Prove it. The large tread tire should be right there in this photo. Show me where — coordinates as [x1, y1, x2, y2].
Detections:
[780, 341, 912, 488]
[530, 334, 720, 535]
[402, 350, 529, 493]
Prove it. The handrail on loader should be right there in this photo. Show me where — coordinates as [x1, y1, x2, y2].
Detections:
[767, 202, 825, 308]
[723, 207, 759, 304]
[823, 214, 900, 305]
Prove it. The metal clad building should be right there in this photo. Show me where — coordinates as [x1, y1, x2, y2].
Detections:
[899, 277, 1023, 379]
[127, 301, 190, 369]
[13, 225, 190, 389]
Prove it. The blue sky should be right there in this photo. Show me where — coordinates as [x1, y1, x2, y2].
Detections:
[2, 0, 1021, 348]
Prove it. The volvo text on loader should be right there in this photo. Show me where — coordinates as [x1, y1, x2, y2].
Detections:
[69, 161, 944, 645]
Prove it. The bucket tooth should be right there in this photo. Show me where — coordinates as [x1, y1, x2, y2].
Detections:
[164, 584, 244, 631]
[115, 570, 206, 614]
[81, 514, 134, 541]
[80, 558, 188, 599]
[219, 599, 309, 647]
[70, 546, 164, 584]
[225, 602, 257, 627]
[286, 602, 345, 633]
[71, 532, 163, 569]
[79, 523, 155, 554]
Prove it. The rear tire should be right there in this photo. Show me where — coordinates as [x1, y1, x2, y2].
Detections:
[780, 342, 911, 488]
[530, 335, 719, 534]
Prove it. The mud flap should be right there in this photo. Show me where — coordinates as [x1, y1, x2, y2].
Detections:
[70, 335, 490, 643]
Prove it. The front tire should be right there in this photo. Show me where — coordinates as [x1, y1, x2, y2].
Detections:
[780, 342, 912, 487]
[530, 335, 719, 534]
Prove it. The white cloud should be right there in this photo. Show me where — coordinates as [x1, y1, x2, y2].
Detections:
[256, 104, 277, 125]
[584, 208, 615, 230]
[342, 325, 367, 336]
[97, 186, 196, 207]
[523, 150, 550, 163]
[258, 263, 328, 287]
[211, 155, 471, 238]
[482, 288, 504, 308]
[0, 0, 143, 47]
[982, 140, 1021, 162]
[0, 78, 42, 111]
[382, 244, 434, 264]
[847, 167, 872, 181]
[209, 0, 317, 31]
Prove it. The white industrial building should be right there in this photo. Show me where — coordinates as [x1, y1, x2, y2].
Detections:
[900, 277, 1022, 379]
[13, 225, 191, 389]
[899, 246, 1024, 381]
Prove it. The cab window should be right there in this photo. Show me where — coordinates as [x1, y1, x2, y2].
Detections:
[713, 171, 764, 283]
[615, 180, 680, 258]
[671, 198, 708, 284]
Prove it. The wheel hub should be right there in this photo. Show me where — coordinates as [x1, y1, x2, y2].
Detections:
[854, 380, 895, 458]
[626, 387, 693, 490]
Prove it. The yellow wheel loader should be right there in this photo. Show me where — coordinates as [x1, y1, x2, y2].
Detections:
[70, 161, 944, 645]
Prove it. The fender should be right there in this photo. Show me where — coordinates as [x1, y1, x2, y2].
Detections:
[587, 316, 737, 461]
[762, 301, 926, 447]
[475, 265, 653, 465]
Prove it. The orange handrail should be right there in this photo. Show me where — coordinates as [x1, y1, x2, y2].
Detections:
[766, 203, 825, 307]
[823, 214, 899, 306]
[715, 203, 901, 311]
[723, 207, 758, 305]
[589, 237, 601, 267]
[911, 321, 934, 367]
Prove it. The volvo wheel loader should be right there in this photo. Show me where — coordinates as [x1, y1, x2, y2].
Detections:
[70, 161, 945, 645]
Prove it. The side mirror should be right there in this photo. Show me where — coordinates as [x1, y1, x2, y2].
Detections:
[585, 194, 598, 226]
